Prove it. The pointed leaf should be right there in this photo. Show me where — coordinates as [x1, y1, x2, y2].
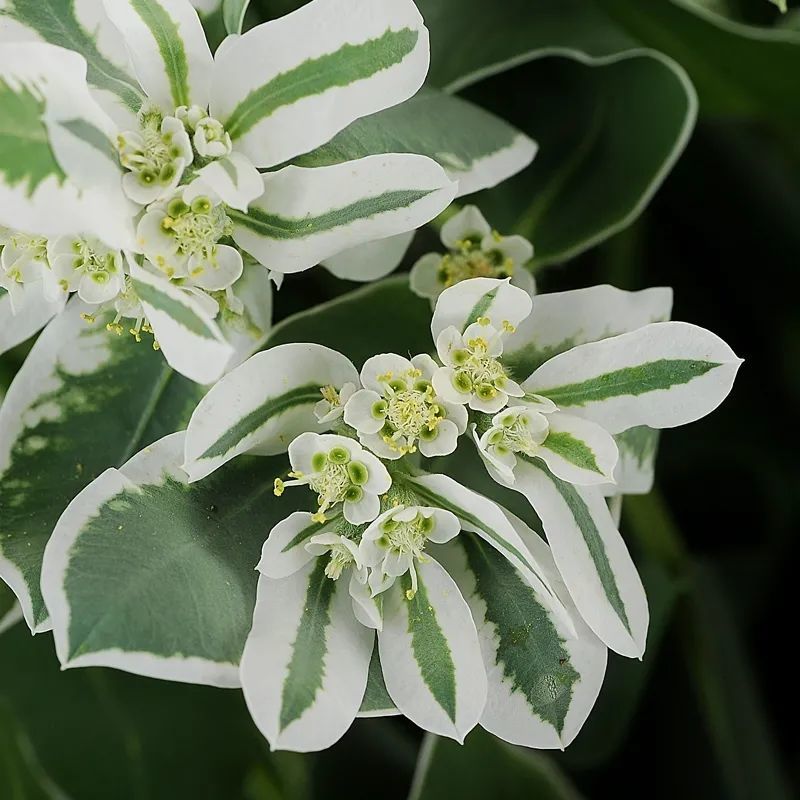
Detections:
[241, 563, 373, 752]
[525, 321, 742, 434]
[222, 0, 249, 34]
[229, 154, 456, 277]
[0, 300, 204, 632]
[211, 0, 429, 167]
[358, 646, 399, 717]
[183, 342, 359, 481]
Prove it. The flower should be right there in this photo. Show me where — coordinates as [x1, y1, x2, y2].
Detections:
[360, 504, 460, 597]
[343, 353, 467, 459]
[46, 236, 126, 306]
[314, 382, 357, 425]
[276, 433, 392, 525]
[410, 205, 535, 301]
[0, 230, 49, 311]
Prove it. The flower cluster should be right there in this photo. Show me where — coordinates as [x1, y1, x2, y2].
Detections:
[0, 0, 454, 382]
[181, 273, 741, 752]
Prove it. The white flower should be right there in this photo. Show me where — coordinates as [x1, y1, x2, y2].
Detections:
[0, 230, 49, 311]
[46, 236, 125, 306]
[360, 504, 460, 598]
[410, 205, 535, 301]
[314, 382, 357, 425]
[277, 433, 392, 525]
[177, 106, 233, 159]
[343, 353, 467, 459]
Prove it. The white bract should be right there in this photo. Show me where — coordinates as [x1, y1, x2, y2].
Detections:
[410, 205, 536, 301]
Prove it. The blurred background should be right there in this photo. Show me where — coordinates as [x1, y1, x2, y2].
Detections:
[1, 0, 797, 797]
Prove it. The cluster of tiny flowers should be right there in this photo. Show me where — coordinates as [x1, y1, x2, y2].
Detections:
[0, 101, 246, 346]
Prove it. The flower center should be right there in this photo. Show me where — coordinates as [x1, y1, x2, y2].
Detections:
[70, 240, 120, 283]
[487, 409, 549, 456]
[374, 372, 445, 453]
[305, 446, 370, 521]
[161, 196, 231, 260]
[437, 244, 512, 288]
[324, 543, 355, 581]
[1, 233, 47, 281]
[118, 111, 186, 189]
[450, 339, 509, 400]
[378, 512, 434, 560]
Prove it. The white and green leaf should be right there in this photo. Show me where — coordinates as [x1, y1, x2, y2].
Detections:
[524, 321, 742, 434]
[378, 557, 486, 741]
[41, 431, 298, 686]
[322, 231, 416, 283]
[0, 299, 204, 632]
[241, 561, 374, 752]
[436, 525, 607, 748]
[0, 41, 134, 248]
[183, 342, 359, 482]
[538, 410, 619, 487]
[504, 284, 673, 377]
[102, 0, 214, 110]
[210, 0, 429, 167]
[399, 472, 572, 632]
[0, 0, 145, 127]
[607, 425, 661, 496]
[507, 457, 649, 658]
[130, 264, 234, 385]
[229, 154, 456, 276]
[222, 0, 248, 34]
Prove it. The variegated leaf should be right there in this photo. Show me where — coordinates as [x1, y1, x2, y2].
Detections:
[210, 0, 429, 167]
[524, 321, 742, 434]
[222, 0, 248, 34]
[41, 432, 299, 685]
[378, 557, 486, 742]
[183, 342, 359, 482]
[0, 299, 204, 632]
[229, 154, 456, 276]
[0, 285, 64, 357]
[241, 561, 373, 751]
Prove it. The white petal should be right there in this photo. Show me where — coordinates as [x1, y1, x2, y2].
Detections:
[360, 353, 414, 393]
[196, 152, 263, 212]
[344, 491, 381, 525]
[323, 231, 415, 282]
[77, 272, 123, 305]
[409, 252, 445, 300]
[188, 245, 243, 291]
[257, 512, 327, 579]
[418, 418, 460, 458]
[343, 388, 384, 435]
[441, 206, 491, 249]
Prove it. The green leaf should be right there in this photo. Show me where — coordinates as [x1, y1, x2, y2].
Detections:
[223, 0, 251, 34]
[541, 430, 603, 475]
[1, 0, 144, 113]
[0, 580, 21, 636]
[409, 729, 582, 800]
[266, 276, 433, 367]
[597, 0, 800, 127]
[416, 0, 696, 266]
[225, 28, 419, 140]
[42, 432, 302, 683]
[0, 78, 66, 196]
[358, 647, 398, 717]
[292, 87, 536, 196]
[0, 303, 204, 631]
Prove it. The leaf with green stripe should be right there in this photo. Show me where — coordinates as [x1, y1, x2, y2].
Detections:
[1, 0, 144, 122]
[0, 300, 205, 633]
[208, 0, 429, 167]
[437, 528, 607, 748]
[430, 277, 532, 343]
[41, 431, 305, 686]
[241, 559, 374, 751]
[524, 321, 742, 435]
[378, 557, 486, 742]
[399, 472, 570, 629]
[509, 456, 649, 657]
[230, 154, 456, 277]
[610, 425, 661, 495]
[103, 0, 213, 112]
[358, 647, 399, 717]
[130, 265, 234, 386]
[222, 0, 250, 34]
[183, 342, 359, 482]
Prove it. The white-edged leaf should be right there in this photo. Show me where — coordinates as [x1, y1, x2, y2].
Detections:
[183, 342, 359, 482]
[0, 298, 204, 632]
[606, 425, 661, 496]
[430, 276, 532, 341]
[294, 87, 537, 197]
[0, 0, 145, 127]
[539, 410, 619, 487]
[210, 0, 429, 167]
[379, 557, 486, 742]
[41, 431, 299, 686]
[399, 472, 572, 633]
[0, 285, 64, 356]
[504, 284, 673, 378]
[0, 41, 134, 248]
[102, 0, 213, 110]
[130, 264, 234, 385]
[222, 0, 248, 34]
[241, 562, 373, 752]
[508, 456, 649, 658]
[524, 321, 742, 434]
[436, 525, 607, 748]
[229, 154, 456, 277]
